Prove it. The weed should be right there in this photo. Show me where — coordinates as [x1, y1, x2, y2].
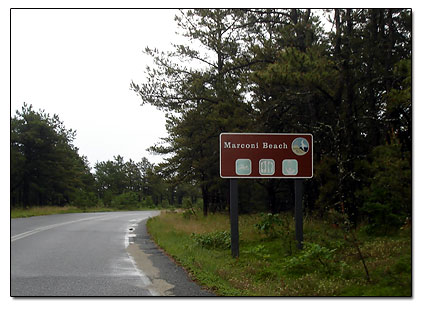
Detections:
[191, 231, 231, 250]
[254, 213, 283, 238]
[282, 242, 343, 276]
[254, 212, 294, 255]
[243, 244, 271, 260]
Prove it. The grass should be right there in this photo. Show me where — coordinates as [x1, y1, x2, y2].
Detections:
[146, 211, 412, 296]
[10, 205, 157, 218]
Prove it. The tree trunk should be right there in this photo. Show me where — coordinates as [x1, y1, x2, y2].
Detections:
[201, 185, 209, 217]
[22, 174, 29, 208]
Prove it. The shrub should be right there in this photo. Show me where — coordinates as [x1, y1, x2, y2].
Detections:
[141, 196, 154, 208]
[181, 197, 200, 219]
[182, 197, 193, 209]
[161, 199, 170, 209]
[314, 156, 340, 215]
[243, 244, 271, 260]
[182, 208, 196, 219]
[254, 212, 294, 255]
[254, 213, 283, 238]
[194, 198, 204, 210]
[358, 142, 411, 235]
[255, 213, 292, 238]
[191, 231, 231, 250]
[102, 191, 114, 207]
[72, 189, 98, 209]
[283, 242, 343, 276]
[111, 191, 139, 210]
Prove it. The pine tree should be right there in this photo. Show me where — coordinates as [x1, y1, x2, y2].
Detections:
[11, 103, 94, 207]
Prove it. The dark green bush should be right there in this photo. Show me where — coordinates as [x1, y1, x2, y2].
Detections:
[140, 196, 154, 208]
[111, 191, 139, 210]
[72, 189, 98, 209]
[254, 213, 293, 239]
[254, 213, 283, 238]
[358, 142, 411, 235]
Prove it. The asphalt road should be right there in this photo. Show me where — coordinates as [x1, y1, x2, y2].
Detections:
[11, 211, 213, 297]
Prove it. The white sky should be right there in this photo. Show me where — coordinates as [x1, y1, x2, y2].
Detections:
[9, 8, 334, 169]
[11, 9, 183, 167]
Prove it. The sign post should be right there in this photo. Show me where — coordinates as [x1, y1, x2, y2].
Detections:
[294, 179, 304, 250]
[220, 133, 313, 256]
[230, 179, 239, 258]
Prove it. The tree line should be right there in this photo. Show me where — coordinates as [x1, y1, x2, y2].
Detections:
[130, 9, 411, 233]
[11, 9, 411, 235]
[10, 103, 200, 210]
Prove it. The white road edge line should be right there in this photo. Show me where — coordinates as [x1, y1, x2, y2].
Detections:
[11, 214, 110, 242]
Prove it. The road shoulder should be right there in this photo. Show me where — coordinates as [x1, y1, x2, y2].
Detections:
[127, 218, 215, 296]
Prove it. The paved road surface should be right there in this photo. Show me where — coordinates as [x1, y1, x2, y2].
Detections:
[11, 211, 213, 296]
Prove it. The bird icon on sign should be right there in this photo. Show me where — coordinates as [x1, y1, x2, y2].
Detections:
[292, 138, 309, 156]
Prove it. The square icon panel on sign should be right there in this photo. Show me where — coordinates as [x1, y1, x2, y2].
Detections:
[235, 159, 252, 175]
[259, 159, 275, 175]
[282, 159, 298, 176]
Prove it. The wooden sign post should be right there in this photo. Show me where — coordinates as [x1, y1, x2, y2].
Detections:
[220, 133, 313, 256]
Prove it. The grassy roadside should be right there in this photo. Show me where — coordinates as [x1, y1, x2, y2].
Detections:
[147, 211, 411, 296]
[11, 206, 157, 218]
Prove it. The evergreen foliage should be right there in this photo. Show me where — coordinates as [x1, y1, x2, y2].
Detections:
[10, 103, 95, 207]
[358, 141, 411, 234]
[131, 9, 411, 228]
[10, 105, 196, 210]
[11, 10, 412, 233]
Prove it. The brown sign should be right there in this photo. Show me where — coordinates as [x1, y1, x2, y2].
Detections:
[220, 133, 313, 178]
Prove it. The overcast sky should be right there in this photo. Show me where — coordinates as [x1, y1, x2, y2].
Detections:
[11, 9, 185, 167]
